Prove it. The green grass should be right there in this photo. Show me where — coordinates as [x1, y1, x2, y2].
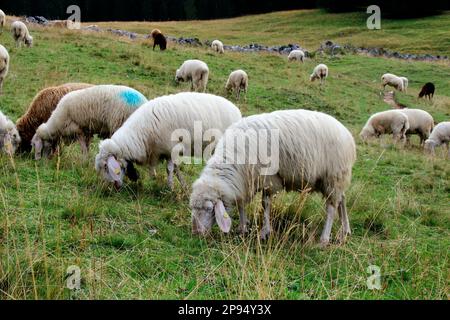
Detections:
[0, 10, 449, 299]
[95, 9, 450, 56]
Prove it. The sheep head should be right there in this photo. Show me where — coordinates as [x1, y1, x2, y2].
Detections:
[25, 35, 33, 47]
[0, 126, 21, 156]
[95, 140, 129, 189]
[190, 179, 232, 235]
[175, 69, 184, 82]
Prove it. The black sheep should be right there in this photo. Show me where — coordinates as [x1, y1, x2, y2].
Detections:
[418, 82, 435, 100]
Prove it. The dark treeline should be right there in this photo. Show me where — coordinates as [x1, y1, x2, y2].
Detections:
[1, 0, 448, 21]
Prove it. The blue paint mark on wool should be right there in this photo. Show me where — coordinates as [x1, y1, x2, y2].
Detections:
[120, 90, 146, 108]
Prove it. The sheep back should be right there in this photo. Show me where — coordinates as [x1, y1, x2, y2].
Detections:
[16, 83, 93, 151]
[103, 92, 242, 164]
[37, 85, 147, 141]
[198, 109, 356, 206]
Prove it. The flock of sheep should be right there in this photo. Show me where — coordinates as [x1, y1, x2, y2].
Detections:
[0, 11, 449, 247]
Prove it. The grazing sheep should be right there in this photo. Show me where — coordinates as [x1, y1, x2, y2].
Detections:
[31, 85, 147, 160]
[211, 40, 224, 54]
[288, 49, 305, 62]
[151, 29, 167, 51]
[310, 64, 328, 85]
[16, 83, 93, 153]
[0, 44, 9, 94]
[225, 70, 248, 99]
[175, 59, 209, 92]
[418, 82, 435, 100]
[399, 76, 409, 92]
[95, 92, 242, 189]
[360, 110, 410, 143]
[50, 20, 75, 29]
[399, 108, 434, 146]
[0, 110, 20, 155]
[424, 122, 450, 157]
[190, 109, 356, 246]
[381, 73, 404, 92]
[11, 21, 33, 48]
[0, 10, 5, 33]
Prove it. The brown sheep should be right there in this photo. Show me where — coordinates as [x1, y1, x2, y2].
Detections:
[16, 83, 93, 152]
[151, 29, 167, 51]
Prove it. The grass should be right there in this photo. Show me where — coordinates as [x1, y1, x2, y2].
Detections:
[94, 9, 450, 56]
[0, 10, 449, 299]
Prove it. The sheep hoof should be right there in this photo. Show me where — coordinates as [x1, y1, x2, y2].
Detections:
[319, 238, 330, 248]
[260, 227, 271, 241]
[238, 224, 248, 235]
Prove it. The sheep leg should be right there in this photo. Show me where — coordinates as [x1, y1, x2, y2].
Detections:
[260, 190, 272, 241]
[174, 164, 188, 190]
[338, 195, 351, 243]
[166, 159, 175, 190]
[237, 202, 249, 235]
[320, 201, 337, 246]
[78, 135, 91, 158]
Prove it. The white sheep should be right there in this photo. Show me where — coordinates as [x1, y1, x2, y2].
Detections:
[95, 92, 242, 189]
[399, 108, 434, 146]
[0, 10, 5, 33]
[288, 49, 305, 62]
[175, 59, 209, 92]
[381, 73, 404, 92]
[424, 122, 450, 157]
[11, 21, 33, 48]
[211, 40, 224, 54]
[190, 109, 356, 246]
[0, 110, 20, 155]
[399, 76, 409, 92]
[360, 110, 410, 144]
[310, 64, 328, 85]
[225, 69, 248, 99]
[31, 85, 148, 160]
[0, 44, 9, 94]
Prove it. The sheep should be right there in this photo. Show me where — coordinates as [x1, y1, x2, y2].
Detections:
[424, 122, 450, 157]
[418, 82, 435, 100]
[175, 59, 209, 92]
[0, 10, 5, 33]
[0, 110, 20, 155]
[16, 83, 93, 153]
[310, 64, 328, 85]
[11, 21, 33, 48]
[0, 44, 9, 94]
[360, 110, 410, 144]
[95, 92, 242, 190]
[225, 70, 248, 99]
[381, 73, 404, 92]
[399, 76, 409, 92]
[151, 29, 167, 51]
[288, 49, 305, 62]
[50, 20, 74, 29]
[211, 40, 224, 54]
[31, 85, 148, 160]
[399, 108, 434, 146]
[190, 109, 356, 246]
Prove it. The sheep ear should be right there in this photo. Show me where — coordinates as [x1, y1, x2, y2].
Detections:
[107, 156, 122, 181]
[215, 200, 231, 233]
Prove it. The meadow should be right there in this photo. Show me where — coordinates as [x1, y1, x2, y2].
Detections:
[0, 10, 449, 299]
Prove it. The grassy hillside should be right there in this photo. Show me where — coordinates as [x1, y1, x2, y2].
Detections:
[0, 10, 449, 299]
[95, 9, 450, 55]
